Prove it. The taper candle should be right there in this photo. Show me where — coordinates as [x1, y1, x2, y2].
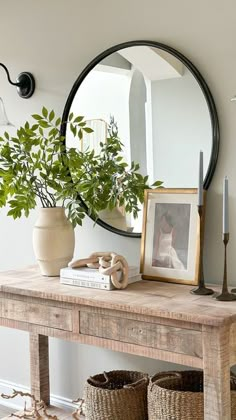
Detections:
[198, 151, 203, 206]
[223, 176, 229, 234]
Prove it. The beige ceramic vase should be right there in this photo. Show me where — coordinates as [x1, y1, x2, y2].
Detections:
[33, 207, 75, 276]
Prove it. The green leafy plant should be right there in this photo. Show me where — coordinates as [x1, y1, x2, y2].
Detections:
[0, 107, 162, 227]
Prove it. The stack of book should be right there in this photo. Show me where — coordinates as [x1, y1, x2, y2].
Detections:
[60, 266, 141, 290]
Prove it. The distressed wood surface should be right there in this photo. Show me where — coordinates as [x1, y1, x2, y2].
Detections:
[1, 298, 72, 331]
[80, 311, 203, 357]
[230, 323, 236, 365]
[203, 325, 231, 420]
[0, 266, 236, 326]
[78, 331, 203, 368]
[1, 266, 236, 419]
[30, 333, 50, 406]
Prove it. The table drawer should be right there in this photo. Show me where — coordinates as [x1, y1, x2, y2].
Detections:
[0, 298, 72, 331]
[80, 311, 202, 358]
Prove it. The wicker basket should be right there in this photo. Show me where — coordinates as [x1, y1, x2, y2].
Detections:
[148, 370, 236, 420]
[84, 370, 149, 420]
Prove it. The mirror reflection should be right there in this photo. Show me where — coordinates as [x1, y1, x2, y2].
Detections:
[65, 45, 213, 234]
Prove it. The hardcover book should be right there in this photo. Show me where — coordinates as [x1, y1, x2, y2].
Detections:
[60, 265, 139, 284]
[60, 274, 141, 290]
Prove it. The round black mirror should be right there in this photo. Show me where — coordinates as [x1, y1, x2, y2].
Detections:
[61, 40, 219, 238]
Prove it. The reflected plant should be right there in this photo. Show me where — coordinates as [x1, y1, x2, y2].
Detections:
[68, 115, 163, 220]
[108, 115, 118, 137]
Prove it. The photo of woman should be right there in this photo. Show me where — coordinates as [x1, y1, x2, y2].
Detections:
[152, 203, 191, 270]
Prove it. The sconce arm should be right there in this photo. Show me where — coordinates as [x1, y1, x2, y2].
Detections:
[0, 62, 35, 98]
[0, 62, 20, 87]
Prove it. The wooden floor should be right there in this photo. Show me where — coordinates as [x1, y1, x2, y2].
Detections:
[0, 405, 12, 418]
[0, 405, 86, 419]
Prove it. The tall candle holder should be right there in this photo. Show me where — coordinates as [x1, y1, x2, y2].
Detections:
[191, 205, 214, 295]
[215, 233, 236, 301]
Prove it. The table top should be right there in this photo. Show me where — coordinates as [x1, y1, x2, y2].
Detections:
[0, 266, 236, 327]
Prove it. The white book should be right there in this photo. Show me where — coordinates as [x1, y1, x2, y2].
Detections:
[60, 274, 141, 290]
[60, 265, 139, 284]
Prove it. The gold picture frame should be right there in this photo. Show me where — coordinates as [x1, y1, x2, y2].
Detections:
[140, 188, 203, 285]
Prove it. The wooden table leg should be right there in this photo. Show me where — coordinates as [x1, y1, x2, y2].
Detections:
[29, 333, 50, 405]
[203, 325, 231, 420]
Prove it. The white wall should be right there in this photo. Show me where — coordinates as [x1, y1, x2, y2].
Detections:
[129, 69, 147, 175]
[152, 68, 212, 187]
[0, 0, 235, 401]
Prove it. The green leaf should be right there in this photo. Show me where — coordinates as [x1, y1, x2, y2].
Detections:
[32, 114, 43, 121]
[39, 120, 50, 128]
[70, 123, 77, 137]
[152, 180, 163, 187]
[69, 113, 74, 122]
[49, 110, 55, 122]
[42, 107, 48, 118]
[74, 116, 84, 123]
[83, 127, 94, 133]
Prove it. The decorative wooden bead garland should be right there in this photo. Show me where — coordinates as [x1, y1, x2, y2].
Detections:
[1, 389, 86, 419]
[69, 252, 129, 289]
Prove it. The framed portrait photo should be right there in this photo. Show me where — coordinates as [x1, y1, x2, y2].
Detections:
[140, 188, 202, 285]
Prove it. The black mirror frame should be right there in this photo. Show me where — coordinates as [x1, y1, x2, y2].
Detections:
[61, 40, 220, 238]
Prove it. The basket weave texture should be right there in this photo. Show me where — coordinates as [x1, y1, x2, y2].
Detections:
[84, 370, 148, 420]
[148, 370, 236, 420]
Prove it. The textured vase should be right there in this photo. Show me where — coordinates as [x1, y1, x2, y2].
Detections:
[33, 207, 75, 276]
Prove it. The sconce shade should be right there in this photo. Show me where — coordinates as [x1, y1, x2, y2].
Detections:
[0, 97, 14, 126]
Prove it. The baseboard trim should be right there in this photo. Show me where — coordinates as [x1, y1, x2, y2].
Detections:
[0, 379, 78, 412]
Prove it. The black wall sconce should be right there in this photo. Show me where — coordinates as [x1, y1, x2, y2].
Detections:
[0, 63, 35, 98]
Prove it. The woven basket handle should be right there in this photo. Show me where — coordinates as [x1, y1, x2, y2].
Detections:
[230, 371, 236, 379]
[230, 371, 236, 389]
[150, 372, 181, 392]
[89, 371, 110, 387]
[124, 377, 148, 389]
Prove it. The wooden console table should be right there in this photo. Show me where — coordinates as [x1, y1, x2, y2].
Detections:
[0, 266, 236, 419]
